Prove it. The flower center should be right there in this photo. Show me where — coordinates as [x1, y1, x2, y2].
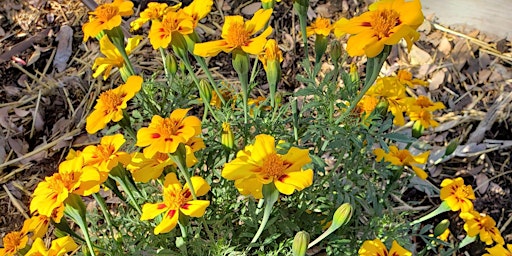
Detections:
[370, 9, 401, 39]
[395, 150, 410, 163]
[159, 118, 183, 137]
[455, 185, 471, 198]
[418, 110, 431, 120]
[226, 23, 250, 47]
[96, 4, 119, 22]
[415, 96, 434, 108]
[96, 144, 115, 160]
[397, 70, 413, 81]
[260, 153, 290, 179]
[314, 18, 331, 30]
[99, 90, 124, 113]
[165, 187, 189, 209]
[3, 231, 24, 252]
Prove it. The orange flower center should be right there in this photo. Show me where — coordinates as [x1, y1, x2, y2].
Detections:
[415, 96, 434, 108]
[358, 96, 379, 114]
[316, 18, 332, 30]
[96, 144, 116, 160]
[95, 4, 119, 22]
[417, 110, 432, 121]
[2, 231, 25, 253]
[397, 70, 413, 81]
[394, 150, 411, 164]
[260, 153, 291, 179]
[165, 187, 190, 209]
[370, 9, 401, 39]
[226, 23, 250, 47]
[99, 90, 124, 113]
[159, 118, 183, 137]
[453, 184, 471, 198]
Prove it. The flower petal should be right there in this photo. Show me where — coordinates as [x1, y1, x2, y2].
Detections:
[180, 200, 210, 217]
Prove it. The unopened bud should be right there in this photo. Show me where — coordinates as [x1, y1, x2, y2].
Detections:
[349, 63, 359, 83]
[412, 120, 424, 138]
[331, 40, 342, 64]
[292, 231, 310, 256]
[445, 139, 459, 156]
[375, 99, 389, 116]
[331, 203, 352, 229]
[434, 219, 450, 237]
[199, 80, 212, 104]
[165, 54, 177, 75]
[221, 122, 234, 151]
[314, 35, 328, 63]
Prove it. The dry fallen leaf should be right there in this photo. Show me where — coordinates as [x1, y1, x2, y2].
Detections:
[409, 45, 433, 65]
[429, 70, 445, 90]
[438, 37, 452, 56]
[53, 25, 73, 73]
[241, 2, 261, 16]
[475, 173, 490, 194]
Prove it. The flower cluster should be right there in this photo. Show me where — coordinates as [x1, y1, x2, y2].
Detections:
[441, 178, 505, 246]
[374, 145, 430, 179]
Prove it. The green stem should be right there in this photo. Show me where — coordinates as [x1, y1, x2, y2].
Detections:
[92, 193, 114, 229]
[295, 5, 312, 76]
[249, 183, 279, 245]
[335, 45, 391, 124]
[180, 56, 220, 122]
[159, 47, 172, 87]
[169, 144, 197, 200]
[194, 56, 226, 106]
[410, 201, 451, 226]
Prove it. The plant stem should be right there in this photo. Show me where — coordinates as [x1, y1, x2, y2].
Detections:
[249, 183, 279, 245]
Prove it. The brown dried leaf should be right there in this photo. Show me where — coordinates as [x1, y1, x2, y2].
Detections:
[438, 37, 451, 56]
[54, 25, 74, 73]
[315, 3, 333, 18]
[13, 108, 30, 118]
[409, 45, 433, 66]
[241, 2, 261, 16]
[7, 138, 28, 158]
[429, 70, 445, 90]
[31, 108, 44, 132]
[475, 173, 490, 194]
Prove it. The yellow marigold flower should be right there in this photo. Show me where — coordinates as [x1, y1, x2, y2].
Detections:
[93, 35, 142, 80]
[357, 95, 379, 115]
[148, 10, 194, 49]
[182, 0, 213, 28]
[82, 0, 134, 42]
[0, 231, 28, 256]
[397, 70, 428, 88]
[358, 239, 412, 256]
[460, 210, 505, 245]
[21, 214, 50, 239]
[136, 108, 201, 158]
[335, 0, 424, 57]
[128, 137, 204, 182]
[484, 244, 512, 256]
[439, 177, 475, 212]
[140, 173, 210, 234]
[374, 145, 430, 179]
[408, 109, 439, 128]
[25, 236, 78, 256]
[130, 2, 180, 31]
[405, 95, 445, 113]
[258, 39, 283, 72]
[30, 165, 103, 222]
[86, 75, 143, 134]
[82, 134, 131, 172]
[306, 17, 333, 37]
[193, 9, 273, 57]
[366, 77, 407, 125]
[222, 134, 314, 199]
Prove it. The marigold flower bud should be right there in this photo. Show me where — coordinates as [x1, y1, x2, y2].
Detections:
[434, 219, 450, 237]
[292, 231, 310, 256]
[221, 122, 234, 150]
[331, 203, 352, 229]
[165, 54, 177, 75]
[199, 80, 212, 104]
[412, 120, 424, 138]
[331, 41, 342, 64]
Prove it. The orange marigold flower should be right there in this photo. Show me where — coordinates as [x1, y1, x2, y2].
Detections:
[484, 244, 512, 256]
[460, 210, 505, 245]
[193, 9, 273, 57]
[358, 239, 412, 256]
[222, 134, 314, 199]
[140, 173, 210, 234]
[396, 70, 428, 88]
[21, 214, 50, 239]
[86, 75, 142, 134]
[136, 108, 201, 158]
[374, 145, 430, 179]
[258, 39, 283, 72]
[82, 134, 131, 172]
[148, 10, 194, 49]
[335, 0, 424, 57]
[130, 2, 180, 31]
[306, 17, 333, 37]
[82, 0, 134, 42]
[440, 177, 475, 212]
[0, 231, 28, 256]
[25, 236, 78, 256]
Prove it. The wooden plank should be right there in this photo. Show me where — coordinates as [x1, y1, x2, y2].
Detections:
[421, 0, 512, 40]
